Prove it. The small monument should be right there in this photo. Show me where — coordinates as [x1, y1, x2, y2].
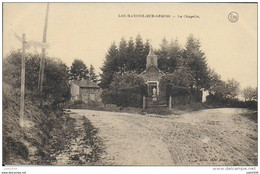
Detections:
[152, 87, 157, 102]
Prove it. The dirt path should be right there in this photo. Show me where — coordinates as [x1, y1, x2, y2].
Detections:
[71, 108, 257, 166]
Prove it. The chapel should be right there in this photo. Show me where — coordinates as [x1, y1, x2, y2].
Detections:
[140, 46, 165, 103]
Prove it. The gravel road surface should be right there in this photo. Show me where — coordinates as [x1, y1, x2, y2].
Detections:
[70, 108, 257, 166]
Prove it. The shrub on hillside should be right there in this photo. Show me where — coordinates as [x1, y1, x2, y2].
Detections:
[3, 50, 70, 105]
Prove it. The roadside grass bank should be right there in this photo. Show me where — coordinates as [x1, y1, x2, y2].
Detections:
[51, 114, 104, 165]
[3, 82, 103, 165]
[239, 110, 257, 123]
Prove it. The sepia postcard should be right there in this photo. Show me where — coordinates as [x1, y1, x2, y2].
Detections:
[1, 2, 258, 174]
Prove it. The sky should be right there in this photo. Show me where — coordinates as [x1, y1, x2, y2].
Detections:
[3, 3, 257, 89]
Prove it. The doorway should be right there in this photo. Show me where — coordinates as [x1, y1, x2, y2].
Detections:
[147, 81, 159, 98]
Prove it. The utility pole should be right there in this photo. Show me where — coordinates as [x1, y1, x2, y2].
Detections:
[14, 4, 50, 129]
[19, 34, 26, 129]
[14, 32, 49, 129]
[38, 3, 50, 102]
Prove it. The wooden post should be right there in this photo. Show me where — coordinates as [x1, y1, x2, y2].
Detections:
[142, 96, 146, 109]
[20, 34, 26, 129]
[38, 3, 50, 101]
[169, 95, 172, 110]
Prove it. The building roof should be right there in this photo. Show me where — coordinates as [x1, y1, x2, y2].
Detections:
[71, 79, 100, 88]
[140, 65, 165, 75]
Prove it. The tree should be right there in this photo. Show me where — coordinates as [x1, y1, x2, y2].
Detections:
[144, 39, 150, 60]
[100, 35, 211, 92]
[117, 38, 128, 74]
[183, 35, 210, 91]
[43, 58, 70, 100]
[89, 64, 98, 83]
[162, 59, 195, 89]
[134, 35, 146, 73]
[3, 50, 70, 101]
[70, 59, 89, 80]
[157, 37, 169, 72]
[109, 72, 144, 89]
[125, 37, 136, 72]
[208, 69, 226, 97]
[100, 42, 119, 89]
[3, 50, 25, 89]
[167, 38, 182, 73]
[242, 86, 257, 101]
[156, 37, 183, 73]
[160, 37, 169, 51]
[225, 79, 240, 99]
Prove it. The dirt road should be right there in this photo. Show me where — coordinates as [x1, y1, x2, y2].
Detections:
[71, 108, 257, 166]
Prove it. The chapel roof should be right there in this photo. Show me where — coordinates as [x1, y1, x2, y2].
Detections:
[140, 65, 166, 75]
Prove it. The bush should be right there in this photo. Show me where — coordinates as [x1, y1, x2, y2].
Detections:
[102, 86, 144, 108]
[68, 99, 105, 110]
[244, 100, 257, 110]
[73, 100, 86, 105]
[206, 94, 257, 110]
[3, 50, 70, 103]
[69, 100, 87, 109]
[165, 85, 202, 106]
[3, 137, 29, 163]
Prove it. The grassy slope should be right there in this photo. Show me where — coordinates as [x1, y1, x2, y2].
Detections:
[3, 82, 104, 165]
[3, 82, 57, 164]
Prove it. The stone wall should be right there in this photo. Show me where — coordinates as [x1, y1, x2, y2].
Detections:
[79, 88, 102, 104]
[70, 83, 80, 101]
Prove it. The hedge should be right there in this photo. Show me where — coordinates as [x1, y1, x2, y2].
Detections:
[102, 85, 147, 108]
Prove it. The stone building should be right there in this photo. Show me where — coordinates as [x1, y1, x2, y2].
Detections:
[139, 46, 202, 108]
[140, 47, 165, 103]
[70, 79, 102, 104]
